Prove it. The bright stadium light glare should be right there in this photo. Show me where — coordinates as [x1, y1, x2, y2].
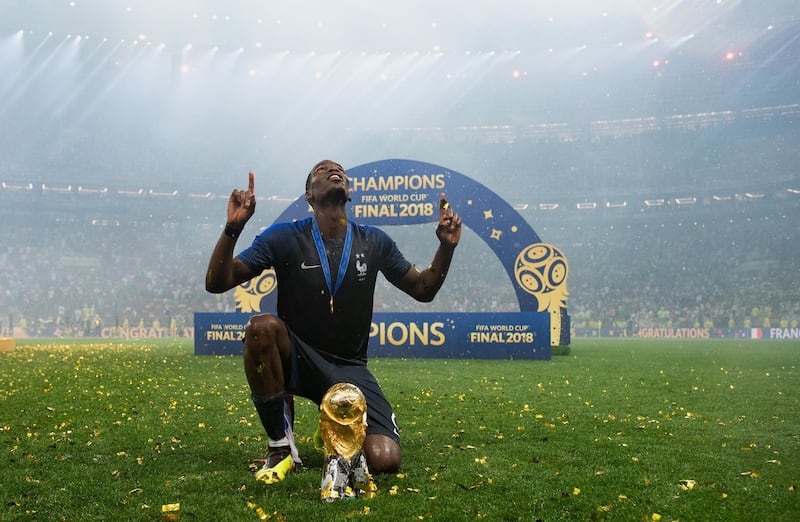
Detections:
[2, 182, 34, 190]
[78, 186, 109, 194]
[42, 184, 73, 193]
[117, 189, 145, 196]
[148, 189, 180, 198]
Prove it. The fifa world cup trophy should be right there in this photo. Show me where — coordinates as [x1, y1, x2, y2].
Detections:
[319, 383, 378, 501]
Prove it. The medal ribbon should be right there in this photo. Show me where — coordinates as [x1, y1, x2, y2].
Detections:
[311, 218, 353, 314]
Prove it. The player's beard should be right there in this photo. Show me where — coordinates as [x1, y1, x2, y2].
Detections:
[318, 185, 350, 205]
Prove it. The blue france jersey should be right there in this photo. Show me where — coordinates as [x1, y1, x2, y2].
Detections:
[236, 218, 412, 363]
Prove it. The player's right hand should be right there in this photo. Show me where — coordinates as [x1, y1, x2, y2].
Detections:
[227, 171, 256, 228]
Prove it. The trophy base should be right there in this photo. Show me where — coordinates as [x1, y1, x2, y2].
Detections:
[320, 452, 378, 502]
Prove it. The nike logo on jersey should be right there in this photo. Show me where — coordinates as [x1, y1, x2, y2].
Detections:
[301, 262, 321, 270]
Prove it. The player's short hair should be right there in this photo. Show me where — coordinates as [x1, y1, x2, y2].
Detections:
[306, 160, 342, 192]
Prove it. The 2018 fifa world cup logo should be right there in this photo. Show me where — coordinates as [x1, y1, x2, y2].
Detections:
[514, 243, 569, 345]
[234, 269, 277, 313]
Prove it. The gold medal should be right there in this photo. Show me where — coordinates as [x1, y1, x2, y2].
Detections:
[311, 218, 352, 317]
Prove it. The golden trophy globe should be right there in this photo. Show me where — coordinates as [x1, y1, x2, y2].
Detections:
[320, 382, 367, 459]
[319, 383, 377, 501]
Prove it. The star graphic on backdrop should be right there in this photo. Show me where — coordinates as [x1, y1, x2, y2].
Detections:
[490, 229, 502, 240]
[483, 209, 494, 219]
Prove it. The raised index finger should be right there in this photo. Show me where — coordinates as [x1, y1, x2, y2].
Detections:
[248, 171, 255, 194]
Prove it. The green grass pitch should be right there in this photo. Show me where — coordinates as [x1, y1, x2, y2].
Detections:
[1, 338, 798, 521]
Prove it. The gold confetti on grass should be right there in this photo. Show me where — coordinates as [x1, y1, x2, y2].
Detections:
[248, 502, 285, 520]
[4, 340, 799, 520]
[161, 503, 181, 520]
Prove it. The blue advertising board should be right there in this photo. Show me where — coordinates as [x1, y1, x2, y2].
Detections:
[195, 311, 551, 359]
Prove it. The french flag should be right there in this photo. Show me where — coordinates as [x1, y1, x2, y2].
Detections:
[751, 328, 763, 339]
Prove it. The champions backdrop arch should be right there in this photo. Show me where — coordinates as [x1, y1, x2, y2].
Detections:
[195, 159, 570, 359]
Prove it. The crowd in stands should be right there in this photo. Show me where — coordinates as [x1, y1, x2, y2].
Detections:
[1, 195, 797, 338]
[560, 210, 799, 332]
[1, 115, 798, 338]
[0, 219, 219, 337]
[376, 206, 800, 332]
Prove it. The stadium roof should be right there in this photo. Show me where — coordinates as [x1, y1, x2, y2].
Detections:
[1, 1, 798, 190]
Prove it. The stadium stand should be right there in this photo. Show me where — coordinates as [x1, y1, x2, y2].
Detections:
[1, 109, 797, 338]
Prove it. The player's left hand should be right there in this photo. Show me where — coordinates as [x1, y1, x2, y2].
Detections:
[436, 192, 462, 249]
